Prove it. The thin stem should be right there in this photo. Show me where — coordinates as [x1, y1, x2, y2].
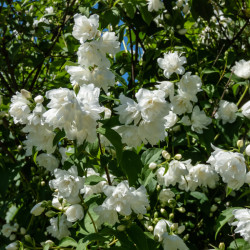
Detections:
[237, 83, 249, 107]
[87, 210, 98, 234]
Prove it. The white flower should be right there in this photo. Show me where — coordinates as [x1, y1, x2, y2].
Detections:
[215, 100, 238, 124]
[154, 219, 172, 241]
[33, 17, 50, 27]
[158, 189, 175, 205]
[65, 204, 84, 222]
[241, 101, 250, 119]
[156, 81, 175, 99]
[171, 91, 193, 115]
[114, 94, 141, 125]
[27, 103, 46, 126]
[147, 0, 164, 12]
[231, 209, 250, 243]
[36, 153, 59, 172]
[136, 88, 169, 122]
[52, 195, 66, 210]
[49, 165, 84, 200]
[99, 32, 120, 55]
[177, 72, 202, 96]
[231, 60, 250, 79]
[45, 7, 54, 14]
[207, 145, 247, 190]
[245, 145, 250, 156]
[94, 205, 119, 228]
[47, 215, 72, 240]
[72, 14, 99, 43]
[5, 242, 18, 250]
[1, 224, 17, 238]
[9, 91, 31, 124]
[157, 52, 186, 79]
[34, 95, 44, 104]
[30, 202, 45, 216]
[162, 233, 189, 250]
[164, 111, 178, 129]
[181, 106, 212, 134]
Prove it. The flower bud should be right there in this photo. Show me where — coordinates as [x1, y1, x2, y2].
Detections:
[24, 234, 32, 244]
[30, 202, 45, 216]
[170, 223, 178, 231]
[21, 89, 32, 99]
[176, 207, 186, 213]
[149, 162, 157, 170]
[168, 198, 176, 208]
[156, 185, 161, 191]
[73, 83, 80, 95]
[174, 154, 182, 160]
[117, 225, 126, 231]
[169, 213, 174, 220]
[162, 150, 171, 160]
[20, 227, 26, 235]
[210, 204, 218, 212]
[124, 215, 131, 220]
[17, 145, 22, 151]
[41, 181, 46, 186]
[177, 225, 185, 234]
[219, 242, 225, 250]
[245, 145, 250, 156]
[9, 234, 16, 241]
[183, 234, 189, 241]
[45, 240, 54, 246]
[148, 226, 154, 232]
[237, 139, 244, 148]
[154, 212, 159, 218]
[160, 208, 167, 215]
[34, 95, 44, 104]
[137, 214, 143, 220]
[214, 197, 221, 203]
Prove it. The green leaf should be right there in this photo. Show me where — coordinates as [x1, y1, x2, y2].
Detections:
[97, 127, 123, 163]
[228, 239, 250, 250]
[84, 175, 106, 185]
[127, 224, 149, 250]
[191, 0, 213, 21]
[123, 1, 136, 19]
[59, 237, 78, 247]
[121, 150, 143, 186]
[215, 207, 240, 240]
[43, 244, 50, 250]
[190, 191, 208, 204]
[141, 148, 162, 166]
[138, 5, 153, 26]
[53, 129, 65, 146]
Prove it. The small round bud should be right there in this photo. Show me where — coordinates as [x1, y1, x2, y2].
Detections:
[210, 204, 218, 212]
[9, 234, 16, 241]
[21, 89, 32, 99]
[170, 223, 178, 231]
[219, 242, 225, 250]
[149, 162, 157, 170]
[176, 25, 181, 29]
[174, 154, 182, 160]
[41, 181, 46, 186]
[160, 208, 166, 214]
[146, 206, 151, 211]
[34, 95, 44, 104]
[214, 197, 221, 203]
[245, 145, 250, 156]
[25, 234, 32, 243]
[177, 225, 185, 234]
[165, 14, 171, 19]
[73, 83, 80, 95]
[169, 213, 174, 220]
[137, 214, 143, 220]
[172, 125, 181, 132]
[177, 207, 186, 213]
[45, 240, 54, 246]
[124, 215, 131, 220]
[168, 198, 176, 208]
[17, 145, 22, 151]
[148, 226, 154, 232]
[156, 185, 161, 191]
[20, 227, 26, 235]
[183, 234, 189, 241]
[237, 139, 244, 148]
[117, 225, 126, 231]
[154, 212, 158, 218]
[162, 150, 171, 160]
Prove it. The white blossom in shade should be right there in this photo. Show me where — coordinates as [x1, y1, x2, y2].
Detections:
[22, 123, 56, 155]
[231, 209, 250, 243]
[241, 101, 250, 119]
[154, 219, 172, 241]
[158, 189, 175, 205]
[5, 242, 18, 250]
[164, 111, 178, 129]
[36, 153, 59, 172]
[157, 51, 186, 79]
[45, 7, 54, 14]
[136, 88, 169, 122]
[177, 72, 202, 96]
[156, 167, 166, 186]
[9, 91, 31, 124]
[115, 125, 142, 148]
[65, 66, 92, 86]
[170, 91, 193, 115]
[30, 202, 45, 216]
[33, 17, 50, 27]
[99, 32, 120, 55]
[245, 145, 250, 157]
[1, 224, 17, 238]
[49, 165, 85, 200]
[231, 60, 250, 79]
[72, 14, 99, 43]
[27, 103, 46, 126]
[181, 106, 212, 134]
[52, 195, 66, 210]
[65, 204, 84, 222]
[138, 120, 166, 146]
[207, 145, 247, 190]
[115, 94, 141, 125]
[147, 0, 164, 12]
[162, 234, 189, 250]
[94, 205, 119, 228]
[77, 41, 110, 68]
[156, 81, 175, 99]
[188, 164, 219, 190]
[47, 215, 72, 240]
[215, 100, 238, 124]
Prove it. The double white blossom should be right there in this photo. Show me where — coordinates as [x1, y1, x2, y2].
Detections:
[241, 101, 250, 119]
[36, 153, 59, 172]
[231, 60, 250, 79]
[147, 0, 164, 12]
[65, 204, 84, 222]
[215, 100, 238, 124]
